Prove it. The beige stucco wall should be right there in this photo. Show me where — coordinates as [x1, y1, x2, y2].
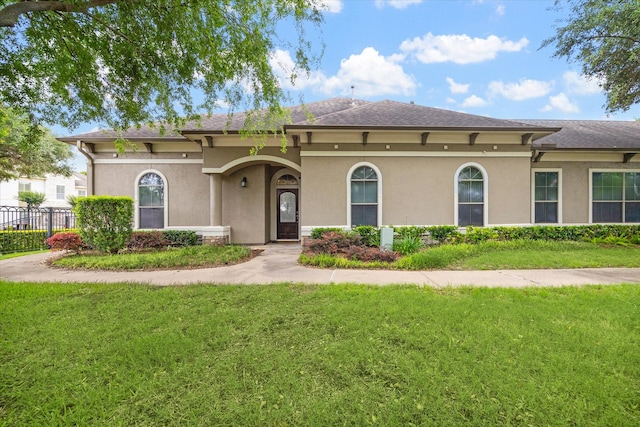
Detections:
[222, 165, 270, 244]
[92, 162, 210, 227]
[533, 160, 640, 224]
[301, 153, 532, 227]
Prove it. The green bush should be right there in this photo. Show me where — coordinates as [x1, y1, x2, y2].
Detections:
[75, 196, 134, 253]
[310, 227, 343, 239]
[162, 230, 199, 247]
[353, 225, 379, 247]
[393, 236, 423, 255]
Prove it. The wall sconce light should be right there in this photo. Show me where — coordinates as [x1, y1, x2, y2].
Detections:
[241, 177, 247, 187]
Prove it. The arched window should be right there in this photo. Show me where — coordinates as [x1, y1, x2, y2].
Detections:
[350, 165, 379, 227]
[457, 165, 484, 226]
[138, 172, 165, 229]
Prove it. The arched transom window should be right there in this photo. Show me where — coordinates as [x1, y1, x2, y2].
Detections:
[351, 166, 378, 227]
[138, 172, 165, 229]
[458, 166, 484, 226]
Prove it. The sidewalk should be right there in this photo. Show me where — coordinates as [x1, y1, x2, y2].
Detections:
[1, 243, 639, 287]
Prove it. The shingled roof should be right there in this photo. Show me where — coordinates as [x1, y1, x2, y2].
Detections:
[288, 99, 541, 129]
[522, 119, 640, 150]
[59, 99, 639, 151]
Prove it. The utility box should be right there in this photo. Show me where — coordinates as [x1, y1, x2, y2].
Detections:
[380, 227, 394, 252]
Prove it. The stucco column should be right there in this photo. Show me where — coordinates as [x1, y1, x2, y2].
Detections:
[210, 173, 223, 226]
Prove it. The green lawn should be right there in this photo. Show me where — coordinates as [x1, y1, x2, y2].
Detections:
[1, 282, 638, 426]
[50, 244, 252, 270]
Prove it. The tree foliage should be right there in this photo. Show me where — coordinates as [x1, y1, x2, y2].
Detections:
[543, 0, 640, 114]
[0, 106, 74, 181]
[17, 191, 46, 208]
[0, 0, 324, 134]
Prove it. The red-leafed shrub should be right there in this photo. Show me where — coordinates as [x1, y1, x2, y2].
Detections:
[306, 231, 362, 254]
[127, 231, 169, 251]
[47, 232, 82, 252]
[305, 231, 398, 262]
[343, 245, 399, 262]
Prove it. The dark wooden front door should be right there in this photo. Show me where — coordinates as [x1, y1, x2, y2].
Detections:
[277, 189, 298, 239]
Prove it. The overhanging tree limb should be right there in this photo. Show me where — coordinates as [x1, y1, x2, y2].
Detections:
[0, 0, 116, 27]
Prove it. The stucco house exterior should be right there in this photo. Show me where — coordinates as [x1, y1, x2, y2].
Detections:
[58, 98, 640, 244]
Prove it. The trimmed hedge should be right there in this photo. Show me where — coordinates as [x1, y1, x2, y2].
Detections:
[310, 224, 640, 247]
[76, 196, 134, 253]
[0, 229, 79, 254]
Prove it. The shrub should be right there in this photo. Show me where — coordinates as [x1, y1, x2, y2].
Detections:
[306, 231, 362, 254]
[343, 245, 399, 262]
[426, 225, 461, 243]
[310, 227, 343, 239]
[75, 196, 134, 253]
[47, 232, 82, 252]
[127, 231, 169, 251]
[162, 230, 199, 247]
[0, 229, 78, 254]
[352, 225, 380, 247]
[393, 236, 423, 255]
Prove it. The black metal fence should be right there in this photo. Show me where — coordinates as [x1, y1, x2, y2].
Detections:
[0, 206, 77, 253]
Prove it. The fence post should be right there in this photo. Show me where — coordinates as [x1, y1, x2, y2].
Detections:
[47, 208, 54, 239]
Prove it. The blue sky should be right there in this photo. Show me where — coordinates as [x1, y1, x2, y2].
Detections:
[64, 0, 639, 170]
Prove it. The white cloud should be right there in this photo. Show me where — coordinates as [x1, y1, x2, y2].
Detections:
[320, 0, 343, 13]
[400, 33, 528, 64]
[488, 78, 552, 101]
[461, 95, 489, 108]
[563, 71, 601, 95]
[542, 93, 580, 113]
[375, 0, 422, 9]
[446, 77, 470, 94]
[495, 4, 506, 16]
[269, 49, 328, 90]
[321, 47, 417, 97]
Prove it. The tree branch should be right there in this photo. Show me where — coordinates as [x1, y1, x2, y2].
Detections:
[0, 0, 117, 27]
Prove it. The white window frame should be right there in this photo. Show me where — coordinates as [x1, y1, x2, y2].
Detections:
[56, 185, 66, 200]
[454, 162, 488, 227]
[531, 168, 562, 224]
[18, 182, 31, 192]
[134, 169, 169, 229]
[589, 168, 640, 223]
[346, 162, 382, 228]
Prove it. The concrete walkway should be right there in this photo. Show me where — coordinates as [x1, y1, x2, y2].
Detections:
[1, 243, 639, 287]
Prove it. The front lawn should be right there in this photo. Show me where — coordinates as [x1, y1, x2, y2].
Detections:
[49, 244, 253, 270]
[301, 240, 640, 270]
[1, 282, 638, 426]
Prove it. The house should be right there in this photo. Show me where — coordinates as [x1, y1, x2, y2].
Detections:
[58, 98, 640, 244]
[0, 172, 87, 208]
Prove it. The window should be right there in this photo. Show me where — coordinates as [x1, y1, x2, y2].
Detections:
[534, 171, 559, 223]
[457, 166, 484, 226]
[138, 172, 165, 228]
[56, 185, 65, 200]
[276, 174, 298, 185]
[18, 182, 31, 192]
[78, 190, 86, 196]
[592, 171, 640, 223]
[350, 165, 378, 227]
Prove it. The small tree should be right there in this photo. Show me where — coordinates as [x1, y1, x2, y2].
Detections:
[17, 190, 46, 208]
[75, 196, 133, 253]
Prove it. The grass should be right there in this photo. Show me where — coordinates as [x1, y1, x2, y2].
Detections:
[1, 282, 638, 426]
[49, 245, 252, 270]
[0, 249, 47, 261]
[301, 240, 640, 270]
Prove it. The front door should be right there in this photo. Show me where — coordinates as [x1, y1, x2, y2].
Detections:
[277, 189, 299, 240]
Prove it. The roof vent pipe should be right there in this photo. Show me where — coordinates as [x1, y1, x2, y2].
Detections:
[351, 85, 355, 106]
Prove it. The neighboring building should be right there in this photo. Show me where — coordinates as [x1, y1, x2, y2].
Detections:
[58, 98, 640, 244]
[0, 172, 87, 208]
